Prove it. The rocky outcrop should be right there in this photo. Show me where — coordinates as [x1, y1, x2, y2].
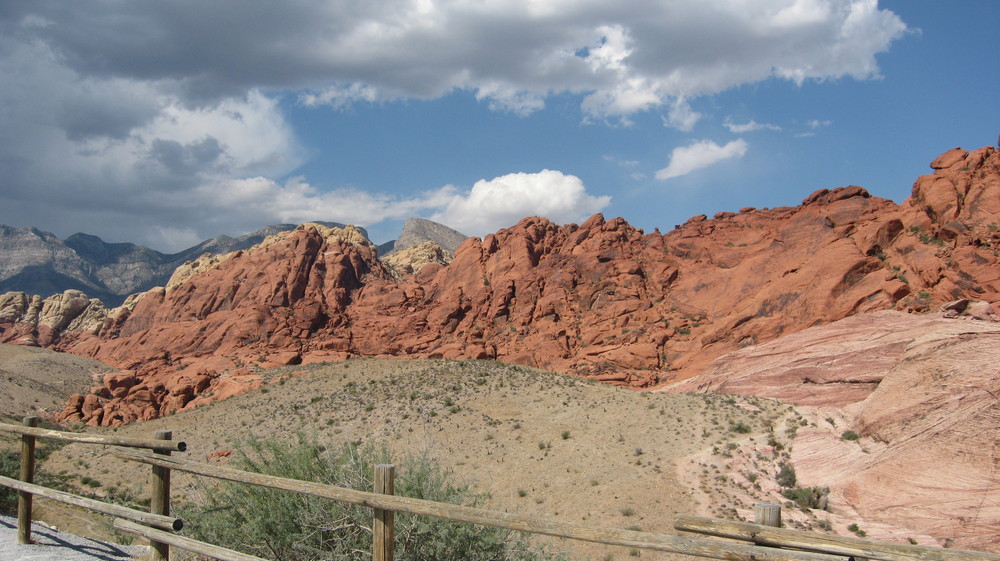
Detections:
[381, 241, 454, 275]
[669, 310, 1000, 552]
[0, 222, 359, 307]
[2, 145, 998, 426]
[0, 290, 107, 347]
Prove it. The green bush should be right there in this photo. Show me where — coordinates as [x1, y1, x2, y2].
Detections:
[776, 463, 796, 488]
[847, 523, 867, 537]
[730, 422, 751, 434]
[841, 430, 860, 441]
[0, 449, 20, 515]
[781, 486, 829, 510]
[182, 435, 563, 561]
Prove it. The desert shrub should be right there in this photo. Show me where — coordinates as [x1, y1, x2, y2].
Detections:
[841, 430, 860, 441]
[0, 449, 19, 515]
[776, 463, 796, 488]
[730, 422, 751, 434]
[182, 435, 562, 561]
[847, 523, 867, 537]
[0, 440, 67, 515]
[781, 486, 829, 510]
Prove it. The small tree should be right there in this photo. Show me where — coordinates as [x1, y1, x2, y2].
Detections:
[182, 435, 561, 561]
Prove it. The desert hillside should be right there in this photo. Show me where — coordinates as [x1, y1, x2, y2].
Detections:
[3, 302, 999, 554]
[0, 348, 845, 561]
[0, 344, 112, 425]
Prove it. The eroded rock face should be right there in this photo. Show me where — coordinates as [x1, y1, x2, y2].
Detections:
[671, 310, 1000, 552]
[0, 290, 107, 347]
[1, 146, 997, 426]
[381, 241, 454, 275]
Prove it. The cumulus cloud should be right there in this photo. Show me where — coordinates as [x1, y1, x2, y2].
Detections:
[655, 139, 749, 181]
[663, 99, 703, 132]
[0, 1, 907, 249]
[8, 1, 907, 118]
[431, 170, 611, 236]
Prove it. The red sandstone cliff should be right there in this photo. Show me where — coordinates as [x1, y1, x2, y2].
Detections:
[1, 145, 998, 426]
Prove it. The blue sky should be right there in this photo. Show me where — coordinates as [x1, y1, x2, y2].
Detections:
[0, 1, 996, 252]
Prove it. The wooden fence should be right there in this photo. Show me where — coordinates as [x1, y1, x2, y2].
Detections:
[3, 416, 1000, 561]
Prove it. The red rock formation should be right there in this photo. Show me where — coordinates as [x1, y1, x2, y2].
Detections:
[1, 146, 997, 426]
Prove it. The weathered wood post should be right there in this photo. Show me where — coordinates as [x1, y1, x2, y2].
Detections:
[754, 503, 781, 528]
[373, 464, 396, 561]
[17, 416, 39, 544]
[150, 430, 173, 561]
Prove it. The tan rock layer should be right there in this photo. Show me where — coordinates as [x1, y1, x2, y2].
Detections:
[670, 310, 1000, 552]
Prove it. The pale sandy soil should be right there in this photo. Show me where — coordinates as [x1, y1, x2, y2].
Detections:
[0, 344, 112, 426]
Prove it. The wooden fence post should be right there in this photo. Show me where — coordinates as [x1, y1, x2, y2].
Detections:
[150, 430, 173, 561]
[17, 416, 39, 544]
[373, 464, 396, 561]
[755, 503, 781, 528]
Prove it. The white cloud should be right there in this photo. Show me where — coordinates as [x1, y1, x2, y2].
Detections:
[663, 99, 703, 132]
[655, 139, 749, 181]
[796, 119, 833, 137]
[198, 177, 458, 228]
[0, 1, 907, 250]
[724, 119, 782, 133]
[6, 1, 907, 121]
[770, 0, 832, 29]
[299, 83, 383, 110]
[431, 170, 611, 235]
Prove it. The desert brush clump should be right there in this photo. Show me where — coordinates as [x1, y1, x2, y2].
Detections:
[0, 439, 68, 516]
[181, 434, 564, 561]
[0, 448, 18, 515]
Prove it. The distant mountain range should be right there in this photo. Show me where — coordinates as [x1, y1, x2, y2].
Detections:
[0, 218, 467, 307]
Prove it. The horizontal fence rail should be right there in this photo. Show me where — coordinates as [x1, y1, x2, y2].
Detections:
[0, 416, 183, 560]
[114, 519, 268, 561]
[675, 516, 1000, 561]
[0, 474, 182, 531]
[116, 449, 850, 561]
[6, 417, 1000, 561]
[0, 421, 187, 452]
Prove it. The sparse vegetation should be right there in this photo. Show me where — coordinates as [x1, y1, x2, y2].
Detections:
[730, 422, 751, 434]
[182, 435, 561, 561]
[841, 430, 860, 441]
[776, 463, 797, 488]
[0, 449, 18, 515]
[4, 353, 796, 560]
[781, 486, 829, 510]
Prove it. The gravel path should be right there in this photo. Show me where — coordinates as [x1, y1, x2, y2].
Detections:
[0, 514, 147, 561]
